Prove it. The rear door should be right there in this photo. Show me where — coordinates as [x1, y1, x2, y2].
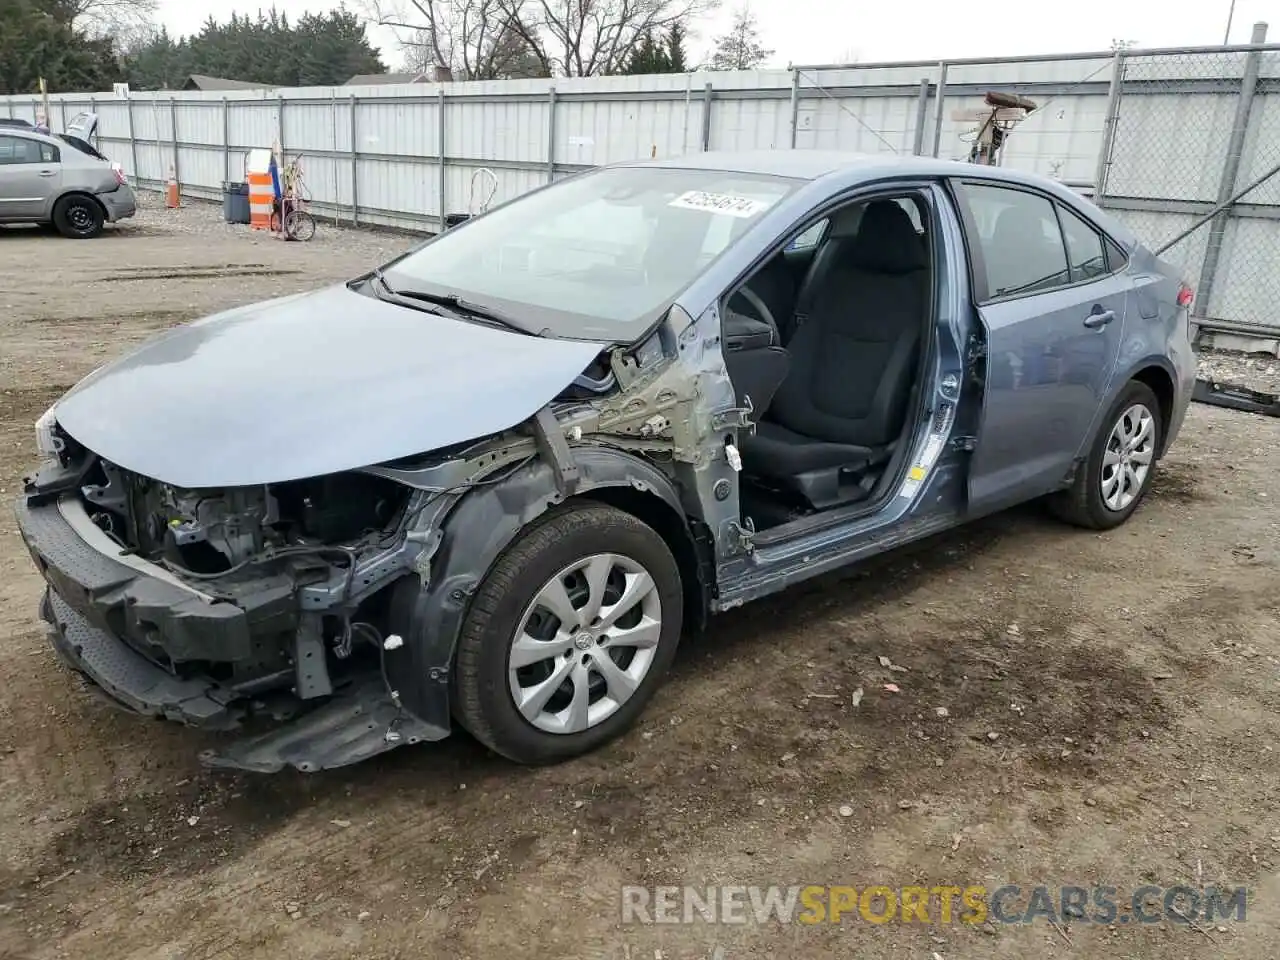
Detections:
[0, 134, 61, 219]
[954, 179, 1130, 515]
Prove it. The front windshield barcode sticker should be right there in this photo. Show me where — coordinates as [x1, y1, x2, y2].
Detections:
[668, 191, 772, 218]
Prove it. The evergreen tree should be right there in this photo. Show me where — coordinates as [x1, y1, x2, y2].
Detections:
[665, 22, 688, 72]
[122, 6, 385, 89]
[710, 6, 773, 71]
[0, 0, 121, 94]
[621, 31, 671, 75]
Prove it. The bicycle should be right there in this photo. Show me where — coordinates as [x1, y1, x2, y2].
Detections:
[269, 154, 316, 241]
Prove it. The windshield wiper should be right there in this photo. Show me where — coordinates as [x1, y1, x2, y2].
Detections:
[391, 287, 543, 337]
[365, 268, 458, 318]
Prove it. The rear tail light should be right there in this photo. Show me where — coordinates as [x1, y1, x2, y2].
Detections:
[111, 162, 126, 186]
[1176, 283, 1194, 308]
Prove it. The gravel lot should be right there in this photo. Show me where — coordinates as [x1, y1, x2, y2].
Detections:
[2, 196, 1279, 960]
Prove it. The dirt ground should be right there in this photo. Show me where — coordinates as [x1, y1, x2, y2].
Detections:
[2, 198, 1279, 960]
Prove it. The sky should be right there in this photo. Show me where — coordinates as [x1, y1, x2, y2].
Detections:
[157, 0, 1278, 71]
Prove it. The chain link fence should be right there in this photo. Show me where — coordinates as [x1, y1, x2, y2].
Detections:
[1096, 35, 1280, 339]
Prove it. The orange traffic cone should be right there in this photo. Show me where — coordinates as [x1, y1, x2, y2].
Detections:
[165, 165, 180, 208]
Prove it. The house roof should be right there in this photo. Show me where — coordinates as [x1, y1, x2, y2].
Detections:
[345, 72, 427, 86]
[183, 74, 269, 91]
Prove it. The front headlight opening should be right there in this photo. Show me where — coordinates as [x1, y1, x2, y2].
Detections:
[34, 406, 63, 459]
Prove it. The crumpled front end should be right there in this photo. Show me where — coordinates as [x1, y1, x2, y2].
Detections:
[15, 438, 465, 772]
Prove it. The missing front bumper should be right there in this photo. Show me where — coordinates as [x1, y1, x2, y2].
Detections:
[43, 588, 449, 771]
[20, 493, 451, 773]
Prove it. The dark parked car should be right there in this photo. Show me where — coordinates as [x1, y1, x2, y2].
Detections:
[16, 150, 1196, 772]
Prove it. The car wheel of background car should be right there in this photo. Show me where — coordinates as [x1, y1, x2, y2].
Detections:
[52, 194, 105, 239]
[1048, 379, 1163, 530]
[452, 502, 684, 764]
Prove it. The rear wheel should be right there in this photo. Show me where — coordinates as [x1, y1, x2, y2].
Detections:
[52, 194, 104, 239]
[1048, 380, 1162, 530]
[284, 209, 315, 241]
[452, 503, 683, 764]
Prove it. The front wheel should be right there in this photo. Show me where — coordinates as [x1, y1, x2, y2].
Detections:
[1048, 380, 1163, 530]
[452, 503, 684, 764]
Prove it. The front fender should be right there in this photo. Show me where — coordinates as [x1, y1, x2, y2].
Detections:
[385, 446, 689, 728]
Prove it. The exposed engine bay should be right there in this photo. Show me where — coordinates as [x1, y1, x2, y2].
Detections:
[80, 459, 409, 574]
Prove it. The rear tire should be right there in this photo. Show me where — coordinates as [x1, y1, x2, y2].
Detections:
[284, 209, 315, 241]
[452, 503, 683, 764]
[52, 194, 104, 239]
[1048, 380, 1162, 530]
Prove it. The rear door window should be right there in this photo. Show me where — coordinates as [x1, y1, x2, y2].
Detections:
[1056, 203, 1109, 283]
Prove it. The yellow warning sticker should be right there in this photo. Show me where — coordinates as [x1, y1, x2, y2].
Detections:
[908, 466, 927, 482]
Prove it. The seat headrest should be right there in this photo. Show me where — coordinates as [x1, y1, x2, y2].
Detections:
[845, 200, 927, 274]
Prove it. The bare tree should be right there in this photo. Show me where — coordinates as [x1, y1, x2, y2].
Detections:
[62, 0, 158, 36]
[503, 0, 716, 77]
[372, 0, 713, 79]
[371, 0, 545, 79]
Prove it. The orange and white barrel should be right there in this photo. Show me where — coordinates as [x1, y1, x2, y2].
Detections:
[247, 172, 273, 230]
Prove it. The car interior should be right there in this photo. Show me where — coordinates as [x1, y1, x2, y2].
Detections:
[721, 193, 935, 532]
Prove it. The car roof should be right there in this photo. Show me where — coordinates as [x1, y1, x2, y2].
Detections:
[632, 149, 1057, 188]
[622, 149, 1139, 247]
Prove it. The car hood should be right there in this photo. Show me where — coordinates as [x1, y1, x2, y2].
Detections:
[53, 285, 605, 488]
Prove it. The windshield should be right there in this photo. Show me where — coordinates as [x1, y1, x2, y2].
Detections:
[383, 166, 799, 341]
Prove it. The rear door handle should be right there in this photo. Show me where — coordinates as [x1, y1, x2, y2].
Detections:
[1083, 308, 1115, 329]
[38, 170, 56, 177]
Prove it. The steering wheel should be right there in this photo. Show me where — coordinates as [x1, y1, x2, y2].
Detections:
[734, 285, 781, 345]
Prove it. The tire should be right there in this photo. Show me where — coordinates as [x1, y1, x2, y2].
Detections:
[52, 194, 104, 239]
[1048, 380, 1163, 530]
[284, 209, 315, 241]
[453, 503, 684, 764]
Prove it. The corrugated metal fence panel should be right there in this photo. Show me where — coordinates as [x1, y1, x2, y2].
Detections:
[228, 101, 279, 151]
[711, 96, 791, 151]
[448, 97, 547, 163]
[447, 162, 544, 217]
[356, 157, 438, 226]
[356, 99, 439, 158]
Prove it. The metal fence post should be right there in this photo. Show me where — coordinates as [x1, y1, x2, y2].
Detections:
[221, 97, 230, 183]
[546, 86, 557, 183]
[58, 99, 67, 130]
[437, 88, 447, 230]
[929, 61, 948, 157]
[788, 67, 800, 148]
[1093, 51, 1126, 204]
[169, 96, 179, 185]
[911, 77, 931, 155]
[277, 94, 286, 157]
[1195, 22, 1268, 318]
[350, 94, 359, 226]
[125, 95, 138, 179]
[701, 82, 714, 151]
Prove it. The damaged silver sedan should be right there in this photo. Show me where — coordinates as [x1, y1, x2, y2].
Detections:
[16, 151, 1196, 771]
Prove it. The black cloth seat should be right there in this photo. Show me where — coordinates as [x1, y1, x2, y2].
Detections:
[745, 422, 874, 474]
[740, 200, 928, 507]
